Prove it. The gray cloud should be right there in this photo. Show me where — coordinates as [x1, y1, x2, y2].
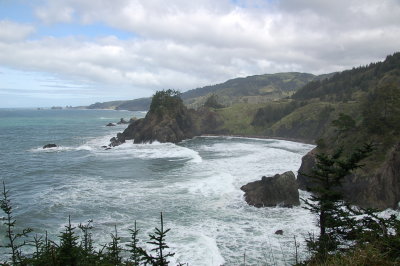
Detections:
[1, 0, 400, 104]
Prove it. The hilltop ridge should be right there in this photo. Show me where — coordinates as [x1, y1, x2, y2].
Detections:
[86, 72, 325, 111]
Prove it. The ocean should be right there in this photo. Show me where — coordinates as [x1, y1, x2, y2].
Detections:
[0, 108, 317, 265]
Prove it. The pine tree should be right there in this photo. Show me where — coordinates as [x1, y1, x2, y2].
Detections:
[78, 219, 95, 264]
[0, 181, 32, 264]
[106, 225, 123, 265]
[58, 215, 80, 266]
[143, 212, 175, 266]
[126, 220, 144, 265]
[302, 144, 373, 259]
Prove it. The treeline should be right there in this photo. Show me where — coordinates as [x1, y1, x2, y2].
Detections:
[181, 72, 315, 99]
[293, 52, 400, 101]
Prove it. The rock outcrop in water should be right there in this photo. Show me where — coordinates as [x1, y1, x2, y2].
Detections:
[110, 90, 223, 145]
[43, 143, 57, 149]
[117, 118, 130, 124]
[241, 171, 300, 207]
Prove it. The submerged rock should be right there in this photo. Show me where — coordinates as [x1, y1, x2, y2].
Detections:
[43, 143, 57, 149]
[241, 171, 300, 208]
[106, 123, 116, 126]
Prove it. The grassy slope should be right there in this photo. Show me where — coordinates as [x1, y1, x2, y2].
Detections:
[86, 72, 317, 111]
[214, 103, 266, 135]
[184, 72, 316, 108]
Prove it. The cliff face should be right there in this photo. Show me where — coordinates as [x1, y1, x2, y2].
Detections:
[124, 104, 197, 144]
[358, 143, 400, 209]
[297, 143, 400, 210]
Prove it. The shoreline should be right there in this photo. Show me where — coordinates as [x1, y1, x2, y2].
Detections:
[200, 134, 315, 145]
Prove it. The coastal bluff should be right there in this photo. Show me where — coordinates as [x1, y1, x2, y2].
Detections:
[297, 143, 400, 210]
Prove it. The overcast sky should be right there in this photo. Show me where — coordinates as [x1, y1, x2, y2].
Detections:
[1, 0, 399, 107]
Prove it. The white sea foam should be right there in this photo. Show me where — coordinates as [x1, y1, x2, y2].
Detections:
[180, 171, 236, 197]
[19, 135, 323, 265]
[99, 141, 203, 163]
[170, 232, 225, 266]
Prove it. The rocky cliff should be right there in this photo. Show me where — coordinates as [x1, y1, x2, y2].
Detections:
[297, 143, 400, 210]
[110, 90, 223, 145]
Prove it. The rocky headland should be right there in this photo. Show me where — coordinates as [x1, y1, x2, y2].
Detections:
[109, 90, 223, 146]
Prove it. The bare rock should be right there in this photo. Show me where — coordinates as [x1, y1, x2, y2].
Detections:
[43, 144, 57, 149]
[241, 171, 300, 208]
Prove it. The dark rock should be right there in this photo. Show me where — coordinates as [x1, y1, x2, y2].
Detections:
[109, 98, 223, 146]
[360, 142, 400, 209]
[275, 230, 283, 235]
[43, 144, 57, 149]
[109, 137, 123, 147]
[297, 143, 400, 210]
[105, 147, 112, 150]
[117, 118, 129, 124]
[101, 146, 107, 148]
[297, 148, 317, 190]
[106, 123, 116, 126]
[241, 171, 300, 208]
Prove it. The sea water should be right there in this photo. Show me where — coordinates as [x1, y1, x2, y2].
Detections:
[0, 108, 317, 265]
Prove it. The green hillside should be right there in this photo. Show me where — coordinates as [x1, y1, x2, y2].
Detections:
[183, 72, 317, 108]
[85, 72, 319, 111]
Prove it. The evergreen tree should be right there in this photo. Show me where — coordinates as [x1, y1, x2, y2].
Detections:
[302, 144, 373, 260]
[143, 212, 175, 266]
[106, 225, 123, 265]
[58, 216, 80, 266]
[78, 219, 95, 265]
[126, 221, 144, 265]
[0, 181, 32, 264]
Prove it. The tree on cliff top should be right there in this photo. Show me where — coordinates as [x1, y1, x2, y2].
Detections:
[149, 89, 182, 115]
[302, 144, 373, 260]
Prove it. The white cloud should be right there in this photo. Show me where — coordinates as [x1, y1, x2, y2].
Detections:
[0, 0, 400, 106]
[0, 20, 35, 42]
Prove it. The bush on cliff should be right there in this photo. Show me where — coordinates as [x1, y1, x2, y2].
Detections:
[149, 89, 182, 116]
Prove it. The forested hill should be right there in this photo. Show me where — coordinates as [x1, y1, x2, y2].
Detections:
[182, 72, 319, 107]
[293, 52, 400, 101]
[248, 52, 400, 142]
[86, 72, 321, 110]
[240, 52, 400, 209]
